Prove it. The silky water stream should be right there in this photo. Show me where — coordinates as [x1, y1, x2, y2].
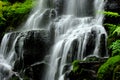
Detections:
[0, 0, 108, 80]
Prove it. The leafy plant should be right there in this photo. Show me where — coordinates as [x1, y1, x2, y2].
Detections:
[104, 23, 117, 35]
[104, 11, 120, 17]
[97, 55, 120, 80]
[109, 40, 120, 56]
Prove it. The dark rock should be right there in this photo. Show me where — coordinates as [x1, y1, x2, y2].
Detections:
[105, 0, 120, 13]
[83, 30, 96, 58]
[104, 0, 120, 25]
[24, 61, 47, 80]
[68, 60, 106, 80]
[14, 30, 51, 68]
[66, 39, 79, 63]
[54, 0, 64, 15]
[6, 29, 52, 79]
[99, 34, 107, 57]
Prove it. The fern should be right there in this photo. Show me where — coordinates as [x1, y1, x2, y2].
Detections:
[109, 40, 120, 56]
[113, 26, 120, 35]
[104, 11, 120, 17]
[104, 23, 117, 35]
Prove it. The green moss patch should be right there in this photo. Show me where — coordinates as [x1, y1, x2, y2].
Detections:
[97, 55, 120, 80]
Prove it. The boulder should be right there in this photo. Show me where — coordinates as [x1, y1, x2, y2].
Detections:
[14, 30, 51, 68]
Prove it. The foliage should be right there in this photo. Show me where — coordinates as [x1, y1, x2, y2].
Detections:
[113, 26, 120, 36]
[85, 56, 99, 62]
[0, 0, 34, 40]
[72, 60, 80, 73]
[97, 55, 120, 80]
[103, 11, 120, 57]
[0, 0, 34, 26]
[109, 40, 120, 56]
[104, 23, 117, 35]
[104, 11, 120, 17]
[113, 65, 120, 80]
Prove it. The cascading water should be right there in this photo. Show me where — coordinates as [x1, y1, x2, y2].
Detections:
[0, 0, 108, 80]
[0, 0, 53, 79]
[45, 0, 108, 80]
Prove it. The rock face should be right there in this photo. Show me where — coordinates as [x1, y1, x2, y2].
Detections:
[23, 30, 51, 66]
[5, 30, 51, 79]
[105, 0, 120, 13]
[12, 30, 51, 65]
[68, 59, 107, 80]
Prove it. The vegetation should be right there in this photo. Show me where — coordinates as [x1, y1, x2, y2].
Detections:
[97, 10, 120, 80]
[104, 11, 120, 17]
[109, 40, 120, 56]
[0, 0, 120, 80]
[0, 0, 35, 40]
[97, 55, 120, 80]
[72, 60, 80, 73]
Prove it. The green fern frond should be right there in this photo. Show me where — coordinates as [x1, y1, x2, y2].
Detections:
[104, 11, 120, 17]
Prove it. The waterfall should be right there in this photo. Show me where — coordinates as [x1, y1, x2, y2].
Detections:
[21, 0, 54, 30]
[45, 0, 108, 80]
[0, 0, 108, 80]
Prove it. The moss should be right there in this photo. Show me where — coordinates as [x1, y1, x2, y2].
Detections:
[97, 55, 120, 80]
[72, 60, 80, 73]
[85, 56, 99, 62]
[0, 0, 35, 26]
[113, 65, 120, 80]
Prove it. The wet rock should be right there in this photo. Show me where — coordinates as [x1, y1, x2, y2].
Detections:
[14, 30, 51, 67]
[7, 29, 52, 79]
[83, 30, 96, 57]
[99, 34, 107, 57]
[54, 0, 64, 15]
[68, 59, 107, 80]
[66, 39, 79, 63]
[0, 63, 13, 80]
[24, 62, 47, 80]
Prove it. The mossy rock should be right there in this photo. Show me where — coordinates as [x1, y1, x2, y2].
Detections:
[72, 60, 80, 73]
[85, 56, 99, 62]
[97, 55, 120, 80]
[113, 65, 120, 80]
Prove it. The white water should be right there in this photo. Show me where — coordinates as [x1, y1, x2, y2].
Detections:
[45, 0, 108, 80]
[0, 0, 108, 80]
[21, 0, 53, 30]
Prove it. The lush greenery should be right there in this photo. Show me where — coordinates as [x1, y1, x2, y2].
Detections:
[97, 55, 120, 80]
[109, 40, 120, 56]
[0, 0, 35, 40]
[71, 10, 120, 80]
[97, 11, 120, 80]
